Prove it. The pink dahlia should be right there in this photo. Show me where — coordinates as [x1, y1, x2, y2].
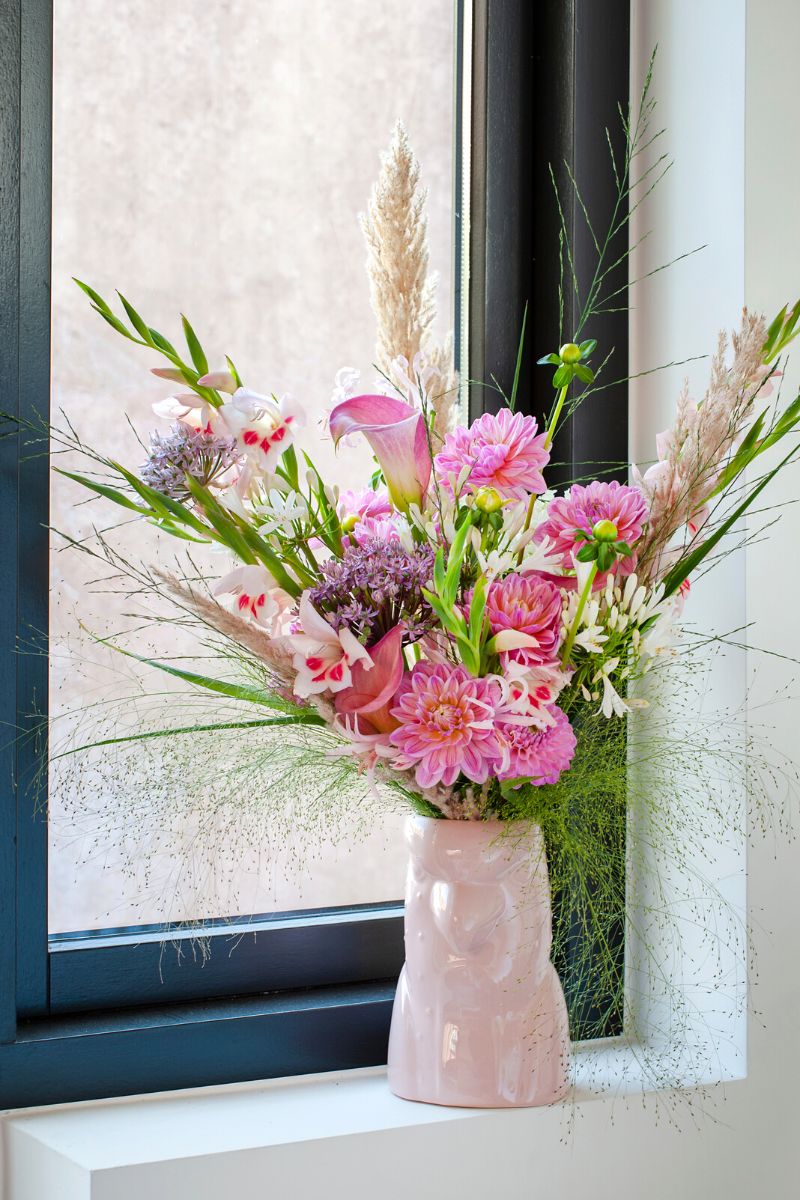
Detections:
[337, 486, 392, 524]
[497, 706, 576, 785]
[535, 480, 648, 571]
[389, 662, 504, 789]
[484, 573, 563, 667]
[434, 408, 550, 500]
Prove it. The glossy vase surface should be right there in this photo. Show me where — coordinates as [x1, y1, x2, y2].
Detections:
[387, 816, 570, 1108]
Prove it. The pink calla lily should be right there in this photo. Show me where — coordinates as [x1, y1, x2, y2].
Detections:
[329, 394, 432, 512]
[335, 624, 406, 734]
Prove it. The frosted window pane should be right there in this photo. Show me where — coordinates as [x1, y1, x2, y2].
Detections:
[49, 0, 459, 933]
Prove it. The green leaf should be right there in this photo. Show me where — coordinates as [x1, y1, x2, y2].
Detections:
[552, 364, 572, 389]
[537, 353, 562, 366]
[73, 278, 113, 313]
[662, 442, 800, 597]
[433, 546, 446, 598]
[117, 292, 153, 343]
[54, 468, 153, 515]
[226, 355, 244, 388]
[88, 635, 322, 714]
[93, 306, 143, 343]
[52, 716, 318, 760]
[574, 364, 595, 384]
[579, 338, 597, 356]
[468, 575, 488, 649]
[443, 514, 474, 603]
[280, 442, 300, 491]
[764, 305, 787, 358]
[109, 461, 212, 535]
[181, 314, 209, 374]
[183, 475, 257, 564]
[576, 544, 597, 562]
[148, 326, 179, 356]
[147, 518, 211, 544]
[510, 303, 528, 412]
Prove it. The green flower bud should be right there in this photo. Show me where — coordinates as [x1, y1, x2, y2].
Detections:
[592, 518, 618, 542]
[559, 342, 582, 365]
[473, 485, 503, 514]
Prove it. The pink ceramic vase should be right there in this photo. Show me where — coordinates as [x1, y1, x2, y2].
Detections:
[387, 816, 570, 1108]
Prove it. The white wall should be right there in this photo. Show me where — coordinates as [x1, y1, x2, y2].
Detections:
[3, 2, 800, 1197]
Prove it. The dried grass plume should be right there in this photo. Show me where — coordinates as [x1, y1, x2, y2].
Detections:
[361, 121, 458, 439]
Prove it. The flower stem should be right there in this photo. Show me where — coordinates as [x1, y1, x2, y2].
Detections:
[561, 561, 598, 666]
[545, 384, 569, 450]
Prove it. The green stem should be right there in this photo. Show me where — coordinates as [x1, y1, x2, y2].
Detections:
[545, 384, 569, 450]
[515, 492, 538, 565]
[561, 561, 598, 666]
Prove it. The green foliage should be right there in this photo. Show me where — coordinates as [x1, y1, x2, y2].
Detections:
[74, 279, 225, 408]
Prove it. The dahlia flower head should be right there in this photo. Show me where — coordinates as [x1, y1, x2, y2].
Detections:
[434, 408, 550, 501]
[497, 706, 577, 785]
[389, 663, 507, 789]
[388, 661, 576, 791]
[535, 479, 648, 573]
[483, 572, 564, 668]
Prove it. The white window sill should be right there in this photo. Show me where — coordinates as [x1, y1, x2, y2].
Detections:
[1, 1041, 744, 1200]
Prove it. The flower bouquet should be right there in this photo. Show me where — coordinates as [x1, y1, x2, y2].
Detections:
[39, 115, 800, 1108]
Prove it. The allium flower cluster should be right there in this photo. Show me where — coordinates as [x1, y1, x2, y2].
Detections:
[434, 409, 550, 500]
[141, 424, 240, 500]
[307, 537, 436, 645]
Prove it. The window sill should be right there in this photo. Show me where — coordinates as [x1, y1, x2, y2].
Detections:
[1, 1042, 745, 1198]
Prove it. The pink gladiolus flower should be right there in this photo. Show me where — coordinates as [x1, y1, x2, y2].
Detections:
[503, 661, 571, 728]
[329, 394, 432, 512]
[220, 388, 303, 476]
[213, 564, 292, 630]
[291, 593, 372, 698]
[535, 480, 648, 572]
[198, 369, 238, 394]
[389, 662, 506, 788]
[496, 705, 576, 785]
[434, 408, 550, 500]
[152, 393, 217, 431]
[484, 572, 563, 667]
[335, 625, 406, 735]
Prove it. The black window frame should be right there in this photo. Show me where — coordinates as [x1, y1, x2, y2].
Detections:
[0, 0, 629, 1109]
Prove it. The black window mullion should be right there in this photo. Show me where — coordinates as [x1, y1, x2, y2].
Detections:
[15, 0, 52, 1021]
[470, 0, 630, 1040]
[0, 0, 23, 1046]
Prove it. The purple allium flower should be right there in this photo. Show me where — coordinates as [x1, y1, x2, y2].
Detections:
[389, 662, 506, 788]
[484, 573, 563, 667]
[307, 537, 436, 646]
[141, 424, 240, 500]
[434, 408, 550, 500]
[534, 480, 648, 571]
[496, 706, 576, 785]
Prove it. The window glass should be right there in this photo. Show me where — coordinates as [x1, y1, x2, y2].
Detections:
[49, 0, 460, 932]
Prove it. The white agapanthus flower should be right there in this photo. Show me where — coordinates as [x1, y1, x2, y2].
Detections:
[256, 487, 310, 534]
